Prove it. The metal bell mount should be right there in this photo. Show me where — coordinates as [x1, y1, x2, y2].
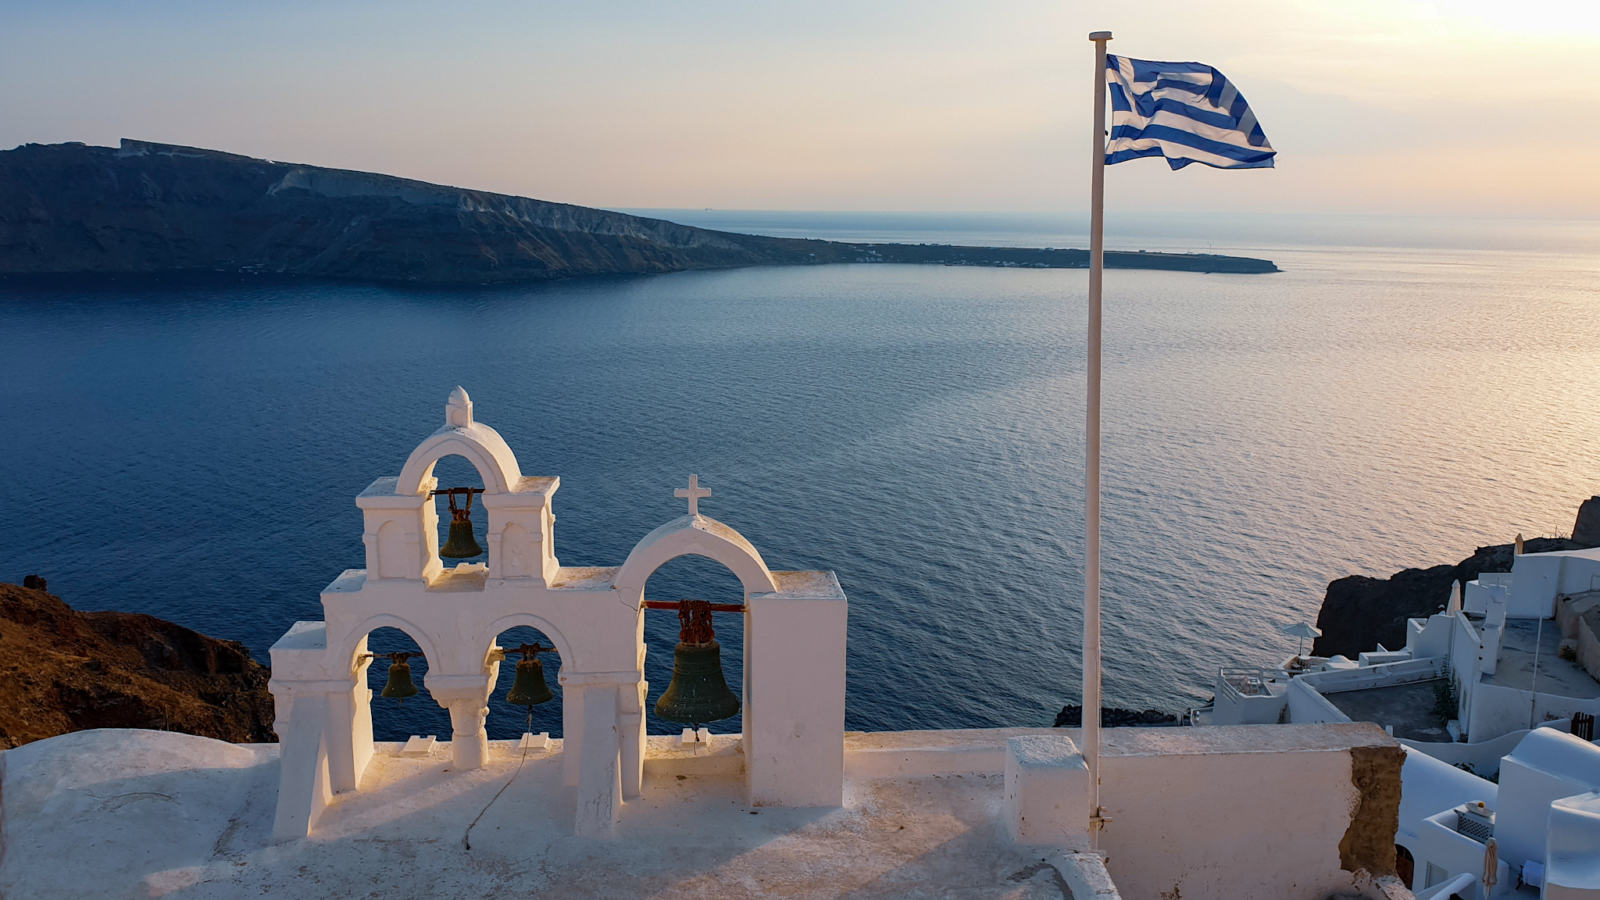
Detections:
[435, 486, 484, 559]
[653, 599, 740, 727]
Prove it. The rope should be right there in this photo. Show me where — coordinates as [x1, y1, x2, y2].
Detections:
[463, 709, 534, 851]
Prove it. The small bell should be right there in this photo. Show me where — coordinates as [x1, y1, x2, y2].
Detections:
[654, 600, 740, 726]
[505, 656, 554, 707]
[380, 658, 419, 700]
[439, 489, 483, 559]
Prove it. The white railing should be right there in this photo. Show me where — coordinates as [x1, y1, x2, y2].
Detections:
[1216, 667, 1281, 700]
[1298, 656, 1447, 694]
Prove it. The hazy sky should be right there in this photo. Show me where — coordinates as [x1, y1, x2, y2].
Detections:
[3, 0, 1597, 217]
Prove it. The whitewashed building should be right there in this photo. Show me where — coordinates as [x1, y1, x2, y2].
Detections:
[1201, 543, 1600, 897]
[1400, 728, 1600, 898]
[1205, 544, 1600, 749]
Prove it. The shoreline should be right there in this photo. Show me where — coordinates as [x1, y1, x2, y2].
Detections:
[0, 244, 1278, 293]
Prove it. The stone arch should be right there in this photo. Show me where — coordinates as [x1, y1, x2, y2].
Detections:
[339, 614, 444, 674]
[396, 430, 522, 496]
[479, 612, 580, 671]
[614, 514, 778, 596]
[393, 387, 522, 496]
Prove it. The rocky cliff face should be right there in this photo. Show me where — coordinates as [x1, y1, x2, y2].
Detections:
[1052, 705, 1178, 727]
[0, 139, 1277, 284]
[1312, 532, 1595, 659]
[1573, 496, 1600, 547]
[0, 580, 275, 747]
[0, 139, 856, 283]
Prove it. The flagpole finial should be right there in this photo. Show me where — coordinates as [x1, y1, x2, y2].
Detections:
[1089, 30, 1112, 41]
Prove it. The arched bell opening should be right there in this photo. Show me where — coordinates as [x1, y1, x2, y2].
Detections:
[427, 454, 488, 568]
[641, 554, 747, 736]
[359, 625, 450, 743]
[485, 625, 564, 740]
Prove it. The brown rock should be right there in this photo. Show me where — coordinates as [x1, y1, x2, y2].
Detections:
[0, 582, 275, 748]
[1574, 496, 1600, 547]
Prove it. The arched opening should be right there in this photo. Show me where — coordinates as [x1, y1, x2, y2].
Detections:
[1395, 844, 1415, 889]
[360, 625, 449, 743]
[429, 453, 488, 568]
[486, 625, 565, 740]
[642, 554, 748, 736]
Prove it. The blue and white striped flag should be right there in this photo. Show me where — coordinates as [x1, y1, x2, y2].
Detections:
[1105, 55, 1274, 170]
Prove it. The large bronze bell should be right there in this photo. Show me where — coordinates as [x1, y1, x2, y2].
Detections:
[654, 600, 739, 726]
[654, 640, 740, 725]
[438, 488, 483, 559]
[380, 658, 419, 700]
[505, 656, 554, 707]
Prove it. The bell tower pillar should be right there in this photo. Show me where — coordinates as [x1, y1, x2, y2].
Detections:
[357, 481, 441, 583]
[430, 675, 494, 770]
[745, 572, 848, 807]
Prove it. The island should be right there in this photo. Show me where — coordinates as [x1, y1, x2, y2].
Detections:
[0, 139, 1278, 285]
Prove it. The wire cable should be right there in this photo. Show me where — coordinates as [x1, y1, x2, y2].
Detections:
[463, 709, 534, 851]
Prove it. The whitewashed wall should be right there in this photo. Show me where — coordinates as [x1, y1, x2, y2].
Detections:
[1096, 725, 1400, 900]
[1467, 682, 1600, 743]
[1287, 677, 1352, 725]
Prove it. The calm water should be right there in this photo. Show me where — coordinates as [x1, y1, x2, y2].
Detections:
[2, 212, 1597, 741]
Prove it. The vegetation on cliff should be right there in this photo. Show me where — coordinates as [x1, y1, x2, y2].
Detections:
[0, 139, 1277, 285]
[0, 579, 275, 747]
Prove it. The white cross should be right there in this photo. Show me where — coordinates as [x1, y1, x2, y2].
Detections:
[675, 474, 711, 517]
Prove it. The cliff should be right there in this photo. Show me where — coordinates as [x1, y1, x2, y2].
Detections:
[1574, 495, 1600, 547]
[0, 139, 1277, 284]
[0, 579, 275, 748]
[1053, 705, 1178, 727]
[1312, 500, 1600, 658]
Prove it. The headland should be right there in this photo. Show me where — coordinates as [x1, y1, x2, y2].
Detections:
[0, 139, 1279, 286]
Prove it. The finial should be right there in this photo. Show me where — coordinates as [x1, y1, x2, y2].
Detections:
[675, 474, 711, 517]
[446, 386, 473, 428]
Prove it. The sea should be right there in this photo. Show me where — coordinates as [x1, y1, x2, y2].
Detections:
[2, 210, 1597, 742]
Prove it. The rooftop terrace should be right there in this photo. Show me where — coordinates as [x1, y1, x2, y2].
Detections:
[1326, 679, 1452, 743]
[1486, 618, 1600, 699]
[1, 724, 1408, 900]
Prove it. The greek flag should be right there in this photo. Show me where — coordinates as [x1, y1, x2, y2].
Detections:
[1105, 55, 1274, 170]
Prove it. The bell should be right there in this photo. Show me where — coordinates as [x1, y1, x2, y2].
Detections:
[439, 490, 483, 559]
[505, 656, 554, 707]
[440, 518, 483, 559]
[654, 640, 740, 726]
[380, 659, 419, 700]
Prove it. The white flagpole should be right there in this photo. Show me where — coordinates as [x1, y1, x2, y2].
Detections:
[1085, 28, 1111, 846]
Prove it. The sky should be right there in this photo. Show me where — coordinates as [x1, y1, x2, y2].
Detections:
[2, 0, 1597, 218]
